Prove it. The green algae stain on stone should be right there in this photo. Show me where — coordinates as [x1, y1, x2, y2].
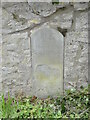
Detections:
[31, 26, 64, 98]
[35, 65, 60, 82]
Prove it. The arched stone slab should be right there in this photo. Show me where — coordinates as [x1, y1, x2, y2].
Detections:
[31, 26, 64, 98]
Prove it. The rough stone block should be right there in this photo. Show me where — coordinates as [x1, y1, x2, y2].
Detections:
[2, 33, 32, 96]
[74, 3, 88, 11]
[75, 12, 88, 31]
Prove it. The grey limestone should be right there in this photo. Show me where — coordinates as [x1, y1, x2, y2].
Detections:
[0, 2, 89, 97]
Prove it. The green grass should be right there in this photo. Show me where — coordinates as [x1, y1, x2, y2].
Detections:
[0, 86, 90, 119]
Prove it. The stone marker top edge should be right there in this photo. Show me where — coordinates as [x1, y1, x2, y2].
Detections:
[31, 26, 64, 40]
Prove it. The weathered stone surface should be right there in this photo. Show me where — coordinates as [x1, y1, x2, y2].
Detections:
[65, 30, 88, 43]
[1, 0, 27, 3]
[31, 26, 64, 98]
[64, 31, 88, 89]
[2, 2, 41, 34]
[2, 33, 32, 96]
[75, 12, 88, 31]
[53, 2, 69, 9]
[0, 5, 2, 94]
[0, 2, 89, 97]
[74, 2, 88, 11]
[28, 2, 56, 17]
[49, 10, 73, 29]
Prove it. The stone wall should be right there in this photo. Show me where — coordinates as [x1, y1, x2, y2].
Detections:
[1, 1, 89, 97]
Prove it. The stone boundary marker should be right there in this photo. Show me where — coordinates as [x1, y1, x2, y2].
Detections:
[31, 26, 64, 98]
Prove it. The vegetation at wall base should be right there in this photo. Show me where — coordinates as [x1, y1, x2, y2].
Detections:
[0, 86, 90, 119]
[52, 0, 59, 5]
